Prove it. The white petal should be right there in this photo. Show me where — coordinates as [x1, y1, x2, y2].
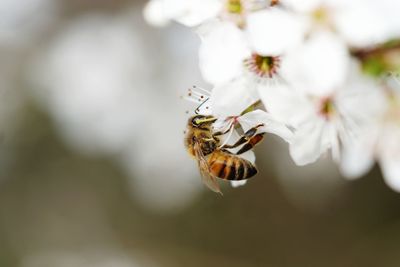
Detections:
[333, 1, 396, 47]
[380, 156, 400, 193]
[143, 0, 170, 27]
[258, 81, 314, 128]
[231, 180, 247, 187]
[281, 0, 323, 13]
[199, 22, 250, 84]
[340, 136, 375, 179]
[163, 0, 222, 27]
[282, 31, 349, 96]
[335, 64, 387, 132]
[377, 124, 400, 192]
[246, 8, 306, 56]
[238, 110, 293, 143]
[289, 118, 330, 165]
[211, 76, 259, 117]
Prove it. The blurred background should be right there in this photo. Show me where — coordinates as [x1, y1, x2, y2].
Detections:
[1, 0, 400, 266]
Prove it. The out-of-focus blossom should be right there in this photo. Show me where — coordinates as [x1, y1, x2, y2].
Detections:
[28, 13, 207, 212]
[0, 0, 57, 45]
[144, 0, 278, 28]
[341, 74, 400, 192]
[282, 0, 400, 47]
[29, 15, 149, 154]
[246, 8, 305, 56]
[259, 32, 387, 165]
[143, 0, 222, 27]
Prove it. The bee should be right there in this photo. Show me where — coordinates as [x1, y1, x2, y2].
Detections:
[185, 115, 264, 194]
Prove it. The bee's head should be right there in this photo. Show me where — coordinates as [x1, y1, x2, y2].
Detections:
[189, 115, 217, 128]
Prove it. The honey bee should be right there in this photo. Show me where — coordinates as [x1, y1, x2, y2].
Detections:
[185, 115, 264, 194]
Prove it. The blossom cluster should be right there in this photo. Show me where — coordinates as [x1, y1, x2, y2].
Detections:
[144, 0, 400, 191]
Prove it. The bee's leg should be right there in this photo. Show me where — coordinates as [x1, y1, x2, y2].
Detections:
[235, 133, 264, 155]
[220, 124, 264, 150]
[212, 127, 231, 137]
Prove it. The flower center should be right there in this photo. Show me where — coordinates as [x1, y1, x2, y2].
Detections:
[319, 97, 335, 119]
[244, 54, 280, 78]
[312, 6, 329, 23]
[270, 0, 279, 6]
[226, 0, 243, 14]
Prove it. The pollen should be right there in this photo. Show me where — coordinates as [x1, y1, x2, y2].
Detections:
[226, 0, 243, 14]
[244, 54, 280, 78]
[312, 6, 329, 24]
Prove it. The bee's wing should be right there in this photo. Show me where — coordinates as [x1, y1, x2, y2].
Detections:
[194, 142, 222, 194]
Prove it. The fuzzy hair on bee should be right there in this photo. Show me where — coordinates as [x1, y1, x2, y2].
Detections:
[185, 114, 264, 194]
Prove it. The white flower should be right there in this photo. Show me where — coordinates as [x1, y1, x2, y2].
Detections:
[259, 32, 349, 127]
[0, 0, 57, 44]
[340, 74, 400, 192]
[198, 19, 288, 102]
[281, 0, 400, 47]
[262, 32, 385, 166]
[289, 67, 386, 166]
[143, 0, 222, 27]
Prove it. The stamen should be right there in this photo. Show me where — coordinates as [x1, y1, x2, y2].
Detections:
[182, 85, 212, 114]
[319, 97, 335, 119]
[193, 85, 212, 95]
[182, 86, 211, 104]
[244, 54, 281, 79]
[226, 0, 243, 14]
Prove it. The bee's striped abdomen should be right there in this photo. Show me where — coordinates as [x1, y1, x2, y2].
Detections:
[208, 150, 257, 180]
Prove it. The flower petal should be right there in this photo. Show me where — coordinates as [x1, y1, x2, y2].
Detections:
[289, 118, 330, 165]
[281, 0, 323, 13]
[238, 110, 293, 143]
[258, 81, 313, 128]
[164, 0, 222, 27]
[246, 8, 306, 56]
[340, 137, 375, 179]
[377, 124, 400, 192]
[211, 76, 259, 117]
[282, 31, 349, 96]
[380, 155, 400, 193]
[333, 0, 398, 47]
[231, 180, 247, 187]
[199, 21, 250, 85]
[143, 0, 171, 27]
